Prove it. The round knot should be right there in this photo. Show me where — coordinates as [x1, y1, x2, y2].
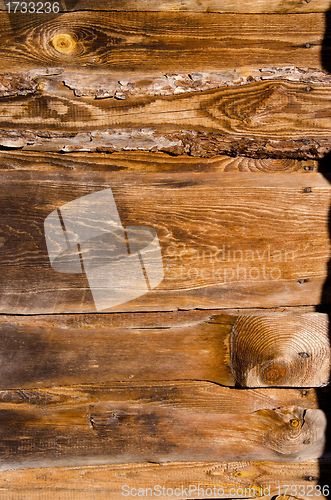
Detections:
[261, 360, 288, 385]
[51, 33, 77, 55]
[289, 418, 301, 429]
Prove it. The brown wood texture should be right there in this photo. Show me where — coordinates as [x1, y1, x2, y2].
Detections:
[0, 382, 326, 469]
[0, 150, 319, 173]
[0, 76, 330, 157]
[2, 0, 330, 13]
[0, 460, 327, 500]
[0, 311, 329, 389]
[0, 2, 330, 495]
[0, 160, 329, 313]
[0, 12, 328, 73]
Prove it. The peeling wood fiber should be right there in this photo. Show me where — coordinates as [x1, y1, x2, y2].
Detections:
[0, 1, 330, 495]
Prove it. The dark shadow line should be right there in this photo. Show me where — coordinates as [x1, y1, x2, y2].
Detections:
[317, 2, 331, 492]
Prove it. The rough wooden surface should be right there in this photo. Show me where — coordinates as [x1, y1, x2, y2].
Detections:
[0, 76, 330, 157]
[0, 382, 326, 469]
[0, 1, 330, 493]
[0, 311, 328, 389]
[2, 0, 330, 13]
[0, 150, 319, 173]
[0, 460, 327, 500]
[0, 13, 328, 73]
[2, 67, 331, 100]
[231, 312, 331, 387]
[0, 163, 329, 313]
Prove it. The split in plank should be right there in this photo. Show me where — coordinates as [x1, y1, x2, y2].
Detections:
[0, 150, 319, 173]
[0, 311, 329, 388]
[0, 382, 326, 469]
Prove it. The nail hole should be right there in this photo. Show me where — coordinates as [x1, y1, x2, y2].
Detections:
[298, 278, 310, 284]
[303, 187, 312, 193]
[298, 352, 310, 358]
[304, 475, 316, 481]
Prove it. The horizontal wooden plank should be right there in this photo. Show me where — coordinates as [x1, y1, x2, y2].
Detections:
[1, 77, 330, 157]
[2, 67, 331, 101]
[0, 460, 328, 500]
[0, 382, 326, 468]
[1, 0, 330, 13]
[0, 12, 328, 73]
[0, 150, 318, 173]
[0, 160, 329, 313]
[0, 311, 329, 388]
[59, 67, 331, 98]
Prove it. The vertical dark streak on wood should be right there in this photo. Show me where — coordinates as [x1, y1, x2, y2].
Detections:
[124, 229, 131, 255]
[139, 251, 151, 291]
[57, 208, 70, 249]
[77, 242, 85, 274]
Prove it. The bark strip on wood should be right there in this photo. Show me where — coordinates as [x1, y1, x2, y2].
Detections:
[0, 76, 330, 157]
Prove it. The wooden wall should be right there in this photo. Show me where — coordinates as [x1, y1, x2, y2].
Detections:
[0, 0, 330, 498]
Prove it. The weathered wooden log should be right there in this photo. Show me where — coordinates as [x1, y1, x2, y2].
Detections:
[0, 158, 329, 313]
[0, 3, 329, 493]
[0, 12, 328, 73]
[0, 311, 329, 389]
[0, 382, 326, 469]
[0, 460, 327, 500]
[0, 76, 330, 157]
[0, 151, 319, 173]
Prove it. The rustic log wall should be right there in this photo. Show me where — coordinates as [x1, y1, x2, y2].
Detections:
[0, 0, 330, 497]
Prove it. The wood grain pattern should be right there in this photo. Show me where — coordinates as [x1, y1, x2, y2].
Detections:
[0, 460, 327, 500]
[61, 67, 331, 98]
[0, 77, 329, 157]
[0, 12, 328, 73]
[0, 311, 329, 389]
[2, 0, 330, 13]
[0, 151, 318, 174]
[3, 67, 331, 100]
[231, 313, 331, 387]
[0, 382, 326, 469]
[0, 4, 329, 493]
[0, 164, 329, 313]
